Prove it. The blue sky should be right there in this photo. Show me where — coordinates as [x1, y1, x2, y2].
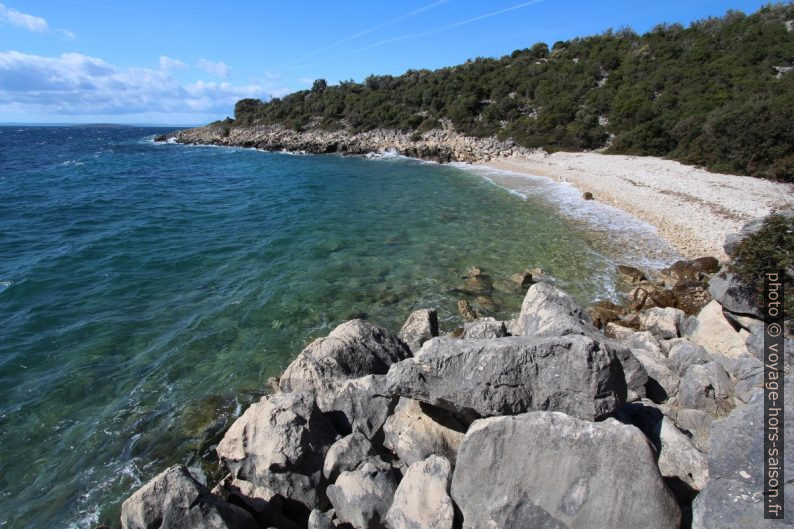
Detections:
[0, 0, 775, 125]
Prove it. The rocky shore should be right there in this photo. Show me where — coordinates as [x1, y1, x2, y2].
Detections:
[117, 216, 792, 529]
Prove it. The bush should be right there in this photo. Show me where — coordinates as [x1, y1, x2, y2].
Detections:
[730, 213, 794, 317]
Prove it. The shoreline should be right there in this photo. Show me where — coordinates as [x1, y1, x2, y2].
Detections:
[163, 124, 792, 261]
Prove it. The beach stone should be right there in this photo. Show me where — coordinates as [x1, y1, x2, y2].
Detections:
[385, 456, 455, 529]
[668, 340, 711, 374]
[708, 270, 761, 317]
[475, 295, 498, 313]
[510, 269, 534, 288]
[671, 280, 712, 315]
[616, 264, 647, 284]
[383, 398, 465, 468]
[326, 457, 401, 529]
[460, 317, 508, 339]
[639, 307, 686, 339]
[678, 361, 734, 417]
[692, 379, 793, 528]
[279, 319, 411, 408]
[398, 309, 438, 353]
[321, 375, 393, 438]
[462, 271, 493, 295]
[510, 282, 593, 337]
[451, 412, 680, 529]
[216, 392, 337, 513]
[323, 432, 373, 482]
[675, 408, 713, 453]
[385, 334, 626, 421]
[121, 465, 258, 529]
[684, 300, 749, 357]
[582, 191, 594, 200]
[457, 299, 478, 321]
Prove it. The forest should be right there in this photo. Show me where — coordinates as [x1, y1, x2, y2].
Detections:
[231, 3, 794, 181]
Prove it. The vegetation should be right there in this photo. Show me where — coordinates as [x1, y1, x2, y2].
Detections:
[730, 212, 794, 316]
[232, 3, 794, 181]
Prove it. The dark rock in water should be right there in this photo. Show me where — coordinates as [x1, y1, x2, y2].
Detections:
[708, 270, 761, 318]
[398, 309, 438, 353]
[279, 319, 411, 409]
[460, 317, 508, 339]
[121, 465, 258, 529]
[385, 334, 626, 421]
[616, 264, 647, 284]
[323, 432, 374, 483]
[627, 286, 656, 311]
[475, 295, 498, 313]
[451, 412, 681, 529]
[660, 257, 719, 285]
[510, 269, 534, 288]
[216, 392, 338, 514]
[671, 280, 712, 315]
[586, 299, 625, 329]
[327, 457, 401, 529]
[692, 378, 793, 529]
[457, 299, 478, 321]
[383, 398, 465, 468]
[582, 191, 594, 200]
[385, 456, 455, 529]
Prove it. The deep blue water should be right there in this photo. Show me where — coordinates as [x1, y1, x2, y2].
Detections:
[0, 126, 676, 528]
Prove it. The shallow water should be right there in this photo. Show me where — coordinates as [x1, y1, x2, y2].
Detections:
[0, 126, 678, 528]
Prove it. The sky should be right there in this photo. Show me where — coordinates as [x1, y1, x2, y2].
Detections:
[0, 0, 776, 125]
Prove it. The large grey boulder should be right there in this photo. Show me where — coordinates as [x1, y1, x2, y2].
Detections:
[326, 457, 401, 529]
[307, 509, 335, 529]
[279, 319, 411, 407]
[631, 348, 680, 402]
[385, 334, 626, 421]
[657, 417, 709, 491]
[510, 282, 593, 337]
[320, 375, 393, 438]
[692, 379, 793, 528]
[460, 317, 508, 339]
[398, 309, 438, 353]
[605, 323, 664, 357]
[451, 412, 681, 529]
[675, 408, 713, 453]
[684, 300, 749, 358]
[678, 362, 734, 417]
[383, 398, 465, 467]
[385, 456, 455, 529]
[708, 270, 761, 318]
[216, 392, 338, 513]
[323, 431, 373, 483]
[667, 340, 711, 375]
[121, 465, 258, 529]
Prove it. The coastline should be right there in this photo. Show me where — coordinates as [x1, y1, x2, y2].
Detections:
[163, 124, 793, 261]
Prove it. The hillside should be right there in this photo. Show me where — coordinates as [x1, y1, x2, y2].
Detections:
[229, 3, 794, 181]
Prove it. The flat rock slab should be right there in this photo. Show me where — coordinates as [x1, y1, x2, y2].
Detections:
[385, 334, 626, 421]
[451, 412, 681, 529]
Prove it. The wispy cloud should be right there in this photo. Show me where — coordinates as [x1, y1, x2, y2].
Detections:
[59, 28, 76, 40]
[159, 55, 187, 71]
[286, 0, 453, 68]
[0, 51, 266, 119]
[0, 2, 50, 33]
[307, 0, 544, 66]
[197, 58, 230, 78]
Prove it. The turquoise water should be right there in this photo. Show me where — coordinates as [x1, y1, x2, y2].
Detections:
[0, 126, 675, 528]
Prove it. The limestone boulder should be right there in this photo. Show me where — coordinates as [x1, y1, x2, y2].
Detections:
[510, 282, 593, 337]
[383, 398, 465, 468]
[451, 412, 681, 529]
[398, 309, 438, 353]
[684, 300, 749, 357]
[678, 361, 734, 417]
[385, 456, 455, 529]
[323, 432, 373, 483]
[639, 307, 686, 339]
[460, 317, 508, 339]
[326, 457, 401, 529]
[121, 465, 258, 529]
[708, 270, 761, 318]
[385, 334, 626, 421]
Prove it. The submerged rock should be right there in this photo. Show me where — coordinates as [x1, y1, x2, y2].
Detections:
[616, 264, 647, 284]
[457, 299, 478, 321]
[451, 412, 681, 529]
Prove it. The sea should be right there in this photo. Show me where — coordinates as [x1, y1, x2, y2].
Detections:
[0, 125, 679, 528]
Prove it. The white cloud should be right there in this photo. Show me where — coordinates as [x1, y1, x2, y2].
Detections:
[59, 29, 76, 40]
[0, 3, 49, 33]
[159, 55, 186, 71]
[197, 58, 230, 78]
[0, 51, 267, 121]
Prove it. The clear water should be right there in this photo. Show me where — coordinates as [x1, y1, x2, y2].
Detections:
[0, 126, 678, 528]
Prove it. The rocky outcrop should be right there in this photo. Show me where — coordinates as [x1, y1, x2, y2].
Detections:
[121, 465, 258, 529]
[451, 412, 681, 529]
[162, 124, 536, 164]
